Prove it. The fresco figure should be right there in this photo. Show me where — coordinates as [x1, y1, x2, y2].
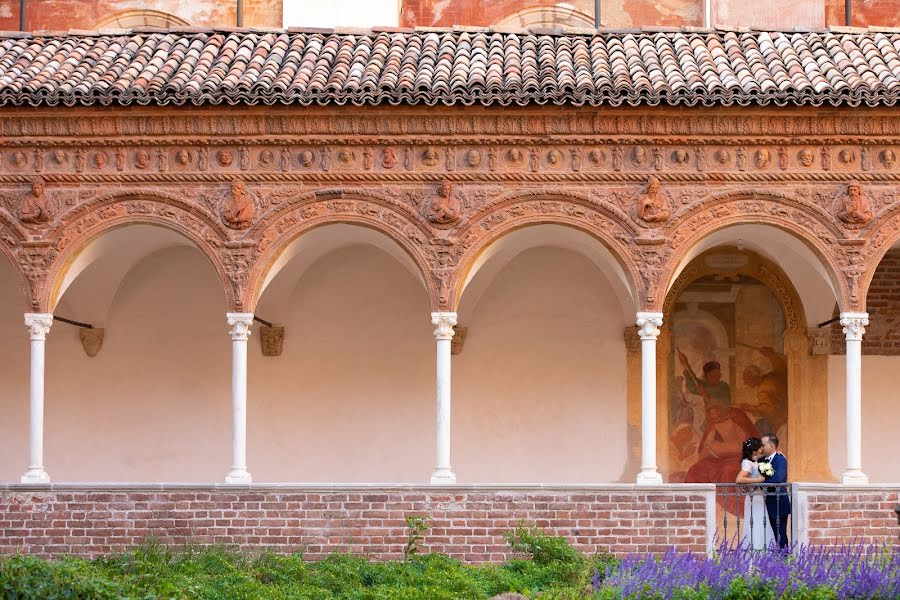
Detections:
[741, 345, 788, 438]
[678, 350, 731, 410]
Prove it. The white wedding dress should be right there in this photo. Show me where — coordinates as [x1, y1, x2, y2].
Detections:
[741, 459, 774, 550]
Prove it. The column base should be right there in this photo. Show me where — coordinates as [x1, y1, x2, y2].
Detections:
[841, 470, 869, 485]
[20, 467, 50, 484]
[636, 469, 663, 485]
[430, 468, 456, 484]
[224, 468, 253, 485]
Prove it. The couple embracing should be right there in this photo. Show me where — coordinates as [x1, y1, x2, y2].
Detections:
[735, 433, 791, 550]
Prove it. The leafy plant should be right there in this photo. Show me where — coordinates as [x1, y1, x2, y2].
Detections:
[403, 515, 430, 561]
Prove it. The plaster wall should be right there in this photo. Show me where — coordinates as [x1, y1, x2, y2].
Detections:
[454, 247, 629, 483]
[0, 0, 281, 31]
[0, 242, 629, 484]
[828, 355, 900, 483]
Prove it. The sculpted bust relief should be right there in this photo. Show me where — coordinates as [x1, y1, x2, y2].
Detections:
[427, 179, 461, 226]
[837, 180, 872, 225]
[635, 176, 671, 224]
[222, 178, 255, 229]
[19, 179, 50, 225]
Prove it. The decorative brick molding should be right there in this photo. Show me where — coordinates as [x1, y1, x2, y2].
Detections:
[793, 484, 900, 547]
[0, 484, 714, 561]
[1, 107, 900, 315]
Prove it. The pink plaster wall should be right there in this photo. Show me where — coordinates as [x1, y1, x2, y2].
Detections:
[828, 355, 900, 484]
[0, 242, 630, 483]
[454, 248, 629, 483]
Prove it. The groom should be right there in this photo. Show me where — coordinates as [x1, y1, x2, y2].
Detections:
[760, 433, 791, 549]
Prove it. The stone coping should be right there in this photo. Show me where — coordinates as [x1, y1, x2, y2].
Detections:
[0, 482, 716, 493]
[793, 482, 900, 492]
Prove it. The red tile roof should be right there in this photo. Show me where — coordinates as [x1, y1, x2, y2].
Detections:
[0, 28, 898, 107]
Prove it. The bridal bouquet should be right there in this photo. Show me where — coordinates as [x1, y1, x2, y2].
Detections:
[758, 462, 774, 477]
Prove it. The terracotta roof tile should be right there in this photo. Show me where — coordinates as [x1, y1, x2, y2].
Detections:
[0, 29, 897, 107]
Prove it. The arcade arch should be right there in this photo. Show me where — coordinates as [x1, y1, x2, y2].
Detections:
[250, 224, 433, 482]
[453, 225, 635, 482]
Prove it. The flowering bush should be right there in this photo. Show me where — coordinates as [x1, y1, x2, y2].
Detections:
[0, 530, 896, 599]
[598, 542, 900, 599]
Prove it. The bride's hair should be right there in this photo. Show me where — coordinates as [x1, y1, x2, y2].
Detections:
[742, 437, 762, 461]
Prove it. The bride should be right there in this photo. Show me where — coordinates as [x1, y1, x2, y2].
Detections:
[735, 437, 774, 550]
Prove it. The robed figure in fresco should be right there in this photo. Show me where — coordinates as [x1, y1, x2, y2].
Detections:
[679, 349, 759, 502]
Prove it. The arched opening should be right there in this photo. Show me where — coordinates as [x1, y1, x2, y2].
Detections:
[663, 227, 839, 485]
[826, 241, 900, 484]
[95, 10, 189, 29]
[454, 224, 637, 483]
[0, 254, 29, 482]
[43, 224, 228, 481]
[250, 224, 432, 482]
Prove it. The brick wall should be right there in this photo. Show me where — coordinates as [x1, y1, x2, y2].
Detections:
[830, 248, 900, 356]
[795, 484, 900, 547]
[0, 485, 713, 560]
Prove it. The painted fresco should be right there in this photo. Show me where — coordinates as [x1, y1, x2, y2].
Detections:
[668, 273, 788, 487]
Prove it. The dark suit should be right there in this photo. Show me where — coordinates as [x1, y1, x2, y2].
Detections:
[763, 452, 791, 549]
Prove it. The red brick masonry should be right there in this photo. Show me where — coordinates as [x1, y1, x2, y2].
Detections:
[0, 485, 714, 561]
[3, 484, 897, 560]
[795, 484, 900, 547]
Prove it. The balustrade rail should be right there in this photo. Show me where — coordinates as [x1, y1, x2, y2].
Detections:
[714, 483, 794, 550]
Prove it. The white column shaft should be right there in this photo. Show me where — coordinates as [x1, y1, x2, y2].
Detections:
[636, 312, 663, 485]
[225, 313, 253, 484]
[22, 313, 52, 484]
[431, 312, 457, 484]
[840, 312, 868, 484]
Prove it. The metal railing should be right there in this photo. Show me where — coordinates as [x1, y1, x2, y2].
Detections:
[714, 483, 794, 550]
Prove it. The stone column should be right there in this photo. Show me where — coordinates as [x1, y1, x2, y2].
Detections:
[636, 312, 664, 484]
[21, 313, 53, 484]
[430, 312, 457, 484]
[225, 313, 253, 484]
[840, 312, 868, 484]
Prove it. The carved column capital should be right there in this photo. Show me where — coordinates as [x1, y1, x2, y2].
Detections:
[431, 312, 457, 340]
[24, 313, 53, 341]
[635, 312, 663, 340]
[227, 313, 254, 341]
[839, 312, 868, 342]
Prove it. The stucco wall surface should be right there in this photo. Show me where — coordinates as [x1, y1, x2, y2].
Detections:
[827, 355, 900, 484]
[0, 0, 281, 30]
[0, 242, 629, 484]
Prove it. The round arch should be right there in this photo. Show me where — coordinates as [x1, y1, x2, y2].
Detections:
[451, 196, 641, 314]
[860, 213, 900, 307]
[659, 192, 847, 318]
[246, 194, 435, 312]
[456, 223, 637, 323]
[95, 10, 190, 29]
[43, 194, 230, 313]
[664, 247, 807, 333]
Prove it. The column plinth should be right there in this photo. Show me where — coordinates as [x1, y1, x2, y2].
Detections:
[225, 313, 253, 485]
[430, 312, 457, 484]
[840, 312, 868, 485]
[635, 312, 664, 485]
[21, 313, 53, 484]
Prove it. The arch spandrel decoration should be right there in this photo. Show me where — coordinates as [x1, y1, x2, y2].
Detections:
[41, 192, 233, 313]
[655, 191, 850, 314]
[448, 194, 643, 313]
[246, 191, 437, 312]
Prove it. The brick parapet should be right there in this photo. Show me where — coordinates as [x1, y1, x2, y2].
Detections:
[0, 484, 714, 561]
[794, 484, 900, 547]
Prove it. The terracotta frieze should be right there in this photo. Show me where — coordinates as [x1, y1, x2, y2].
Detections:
[0, 107, 896, 315]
